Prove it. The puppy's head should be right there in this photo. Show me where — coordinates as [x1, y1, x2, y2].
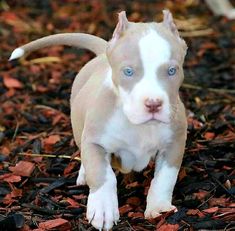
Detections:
[107, 11, 187, 124]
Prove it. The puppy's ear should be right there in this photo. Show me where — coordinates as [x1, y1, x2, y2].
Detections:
[163, 10, 187, 50]
[108, 11, 129, 49]
[163, 10, 180, 38]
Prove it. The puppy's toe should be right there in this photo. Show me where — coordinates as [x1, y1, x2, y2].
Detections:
[145, 202, 177, 219]
[89, 210, 104, 230]
[86, 184, 119, 230]
[103, 203, 120, 230]
[144, 209, 161, 219]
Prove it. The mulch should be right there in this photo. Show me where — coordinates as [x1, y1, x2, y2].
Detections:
[0, 0, 234, 230]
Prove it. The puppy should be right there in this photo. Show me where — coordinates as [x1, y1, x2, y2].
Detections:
[10, 10, 188, 230]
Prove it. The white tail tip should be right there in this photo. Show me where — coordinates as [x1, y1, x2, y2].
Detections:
[9, 48, 25, 61]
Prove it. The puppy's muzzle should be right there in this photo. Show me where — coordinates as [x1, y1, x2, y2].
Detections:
[144, 98, 163, 113]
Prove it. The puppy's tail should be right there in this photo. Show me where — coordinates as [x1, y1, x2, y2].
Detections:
[9, 33, 107, 61]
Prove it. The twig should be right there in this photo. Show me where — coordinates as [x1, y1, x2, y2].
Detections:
[211, 175, 235, 199]
[18, 152, 81, 161]
[197, 186, 217, 209]
[179, 220, 191, 230]
[35, 104, 69, 118]
[22, 203, 84, 215]
[199, 99, 235, 104]
[125, 220, 135, 231]
[11, 121, 19, 142]
[21, 56, 61, 65]
[182, 83, 235, 94]
[180, 28, 214, 37]
[204, 162, 235, 199]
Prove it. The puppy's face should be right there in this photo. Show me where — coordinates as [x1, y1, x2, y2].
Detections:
[107, 22, 187, 125]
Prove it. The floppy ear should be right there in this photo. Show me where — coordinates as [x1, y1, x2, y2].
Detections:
[163, 10, 187, 50]
[108, 11, 129, 49]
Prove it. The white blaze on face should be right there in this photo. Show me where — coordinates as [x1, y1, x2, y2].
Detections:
[119, 30, 172, 124]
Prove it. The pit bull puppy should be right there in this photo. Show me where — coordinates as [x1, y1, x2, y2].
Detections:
[10, 10, 188, 230]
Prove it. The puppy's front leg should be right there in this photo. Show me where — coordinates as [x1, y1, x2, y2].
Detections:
[145, 134, 186, 219]
[81, 143, 119, 230]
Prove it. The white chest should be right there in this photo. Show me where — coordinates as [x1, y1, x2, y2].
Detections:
[99, 109, 173, 172]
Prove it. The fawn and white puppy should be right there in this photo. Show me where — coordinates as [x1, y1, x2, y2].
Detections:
[10, 10, 188, 230]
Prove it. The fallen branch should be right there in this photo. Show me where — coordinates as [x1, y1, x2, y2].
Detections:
[18, 152, 81, 161]
[20, 56, 61, 65]
[180, 28, 214, 37]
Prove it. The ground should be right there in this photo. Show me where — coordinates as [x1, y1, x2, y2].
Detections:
[0, 0, 234, 230]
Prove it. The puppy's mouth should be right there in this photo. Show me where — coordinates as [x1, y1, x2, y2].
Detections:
[147, 114, 170, 124]
[123, 105, 171, 125]
[138, 112, 170, 125]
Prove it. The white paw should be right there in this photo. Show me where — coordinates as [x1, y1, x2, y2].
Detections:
[145, 200, 177, 219]
[87, 185, 119, 230]
[76, 164, 86, 185]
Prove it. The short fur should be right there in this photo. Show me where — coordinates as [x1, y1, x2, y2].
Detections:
[10, 10, 188, 230]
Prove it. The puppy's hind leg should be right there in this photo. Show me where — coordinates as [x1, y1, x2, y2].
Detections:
[76, 163, 87, 185]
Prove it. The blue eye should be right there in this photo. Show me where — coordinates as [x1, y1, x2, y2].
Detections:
[168, 66, 177, 76]
[123, 67, 134, 77]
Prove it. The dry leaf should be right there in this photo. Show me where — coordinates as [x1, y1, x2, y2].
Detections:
[3, 75, 23, 89]
[128, 212, 144, 218]
[203, 207, 219, 214]
[64, 161, 78, 175]
[209, 198, 229, 207]
[126, 197, 141, 206]
[66, 197, 80, 207]
[9, 161, 35, 177]
[1, 173, 22, 183]
[157, 223, 180, 231]
[204, 132, 215, 140]
[43, 135, 61, 146]
[39, 218, 71, 230]
[119, 204, 133, 215]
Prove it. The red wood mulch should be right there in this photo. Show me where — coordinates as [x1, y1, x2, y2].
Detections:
[0, 0, 234, 230]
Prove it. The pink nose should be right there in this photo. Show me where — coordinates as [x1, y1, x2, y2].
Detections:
[144, 98, 163, 113]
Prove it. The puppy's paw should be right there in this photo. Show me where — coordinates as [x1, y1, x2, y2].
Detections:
[87, 185, 119, 230]
[144, 201, 177, 219]
[76, 165, 86, 186]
